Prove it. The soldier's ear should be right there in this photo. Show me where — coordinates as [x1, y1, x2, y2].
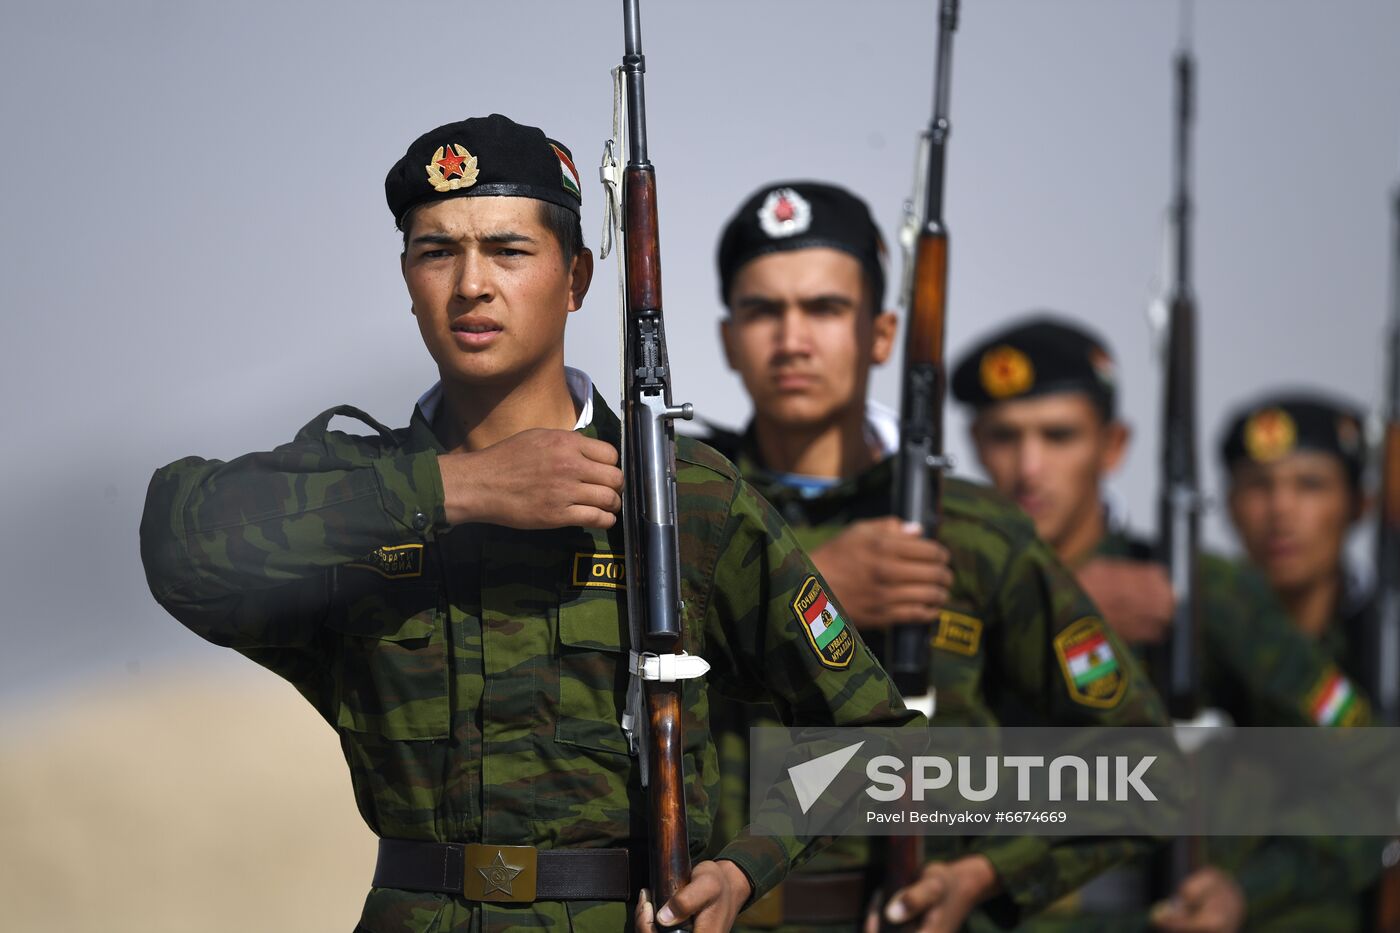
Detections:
[1100, 419, 1130, 475]
[566, 247, 594, 313]
[719, 317, 738, 371]
[869, 311, 899, 366]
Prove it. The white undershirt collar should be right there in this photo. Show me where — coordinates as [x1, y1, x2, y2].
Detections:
[416, 366, 595, 431]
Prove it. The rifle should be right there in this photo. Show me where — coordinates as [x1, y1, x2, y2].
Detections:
[1368, 165, 1400, 933]
[890, 0, 957, 720]
[884, 0, 959, 924]
[614, 0, 699, 910]
[1367, 177, 1400, 727]
[1146, 20, 1205, 895]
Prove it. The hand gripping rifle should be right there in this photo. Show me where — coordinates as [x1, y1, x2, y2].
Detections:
[1146, 27, 1205, 896]
[610, 0, 704, 910]
[883, 0, 959, 924]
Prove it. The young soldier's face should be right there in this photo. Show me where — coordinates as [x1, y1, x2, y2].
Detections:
[720, 248, 896, 430]
[971, 393, 1127, 551]
[1228, 452, 1356, 593]
[401, 196, 590, 389]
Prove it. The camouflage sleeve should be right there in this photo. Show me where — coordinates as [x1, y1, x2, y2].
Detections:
[1212, 836, 1385, 927]
[969, 533, 1170, 917]
[139, 408, 445, 651]
[703, 478, 925, 901]
[1201, 555, 1372, 726]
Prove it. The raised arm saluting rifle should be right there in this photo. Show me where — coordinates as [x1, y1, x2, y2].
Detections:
[884, 0, 959, 925]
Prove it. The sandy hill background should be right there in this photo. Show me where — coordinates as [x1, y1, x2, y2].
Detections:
[0, 663, 377, 932]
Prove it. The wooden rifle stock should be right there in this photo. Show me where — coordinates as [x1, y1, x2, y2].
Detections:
[887, 232, 949, 697]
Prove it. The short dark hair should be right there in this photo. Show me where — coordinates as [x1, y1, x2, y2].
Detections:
[399, 200, 585, 266]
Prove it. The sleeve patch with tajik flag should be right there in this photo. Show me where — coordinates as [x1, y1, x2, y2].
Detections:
[931, 610, 983, 657]
[550, 143, 581, 199]
[1053, 617, 1126, 708]
[1308, 669, 1361, 726]
[346, 543, 424, 579]
[791, 576, 854, 669]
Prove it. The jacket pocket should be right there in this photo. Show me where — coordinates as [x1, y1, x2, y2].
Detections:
[329, 567, 449, 740]
[554, 589, 631, 757]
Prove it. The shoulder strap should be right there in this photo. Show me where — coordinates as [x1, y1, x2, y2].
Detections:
[295, 405, 399, 445]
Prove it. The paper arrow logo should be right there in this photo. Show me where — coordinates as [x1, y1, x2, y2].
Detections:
[789, 741, 865, 814]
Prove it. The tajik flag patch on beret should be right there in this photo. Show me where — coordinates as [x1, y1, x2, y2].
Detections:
[551, 143, 581, 199]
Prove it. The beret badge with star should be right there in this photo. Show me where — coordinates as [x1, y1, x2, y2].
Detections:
[979, 345, 1036, 399]
[1243, 408, 1298, 463]
[426, 144, 479, 193]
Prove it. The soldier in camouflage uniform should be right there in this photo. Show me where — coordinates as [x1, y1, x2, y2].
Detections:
[139, 117, 924, 933]
[699, 181, 1171, 933]
[1219, 391, 1387, 930]
[952, 317, 1380, 932]
[1220, 393, 1376, 694]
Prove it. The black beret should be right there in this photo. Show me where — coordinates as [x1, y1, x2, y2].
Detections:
[1218, 392, 1366, 489]
[951, 314, 1117, 417]
[716, 181, 887, 309]
[385, 113, 581, 226]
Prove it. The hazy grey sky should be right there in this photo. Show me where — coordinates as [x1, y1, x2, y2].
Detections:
[3, 0, 1398, 701]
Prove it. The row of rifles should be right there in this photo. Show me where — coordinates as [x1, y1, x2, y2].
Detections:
[605, 0, 1400, 921]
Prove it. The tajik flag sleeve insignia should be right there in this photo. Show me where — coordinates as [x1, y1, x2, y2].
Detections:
[792, 576, 855, 669]
[1308, 669, 1362, 726]
[1053, 617, 1126, 708]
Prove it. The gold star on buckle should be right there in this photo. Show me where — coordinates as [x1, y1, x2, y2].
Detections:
[478, 850, 524, 896]
[463, 843, 538, 903]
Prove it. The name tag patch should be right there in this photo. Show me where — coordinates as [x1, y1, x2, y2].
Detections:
[572, 552, 627, 590]
[931, 610, 982, 657]
[346, 543, 424, 579]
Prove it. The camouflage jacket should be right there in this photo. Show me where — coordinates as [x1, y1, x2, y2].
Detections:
[1316, 572, 1375, 691]
[139, 388, 922, 933]
[1088, 532, 1382, 932]
[700, 425, 1169, 931]
[1094, 531, 1370, 729]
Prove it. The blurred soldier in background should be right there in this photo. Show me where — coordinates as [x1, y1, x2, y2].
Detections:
[953, 317, 1379, 932]
[700, 182, 1170, 933]
[1220, 391, 1388, 930]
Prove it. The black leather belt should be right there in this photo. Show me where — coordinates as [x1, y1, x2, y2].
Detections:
[372, 838, 632, 903]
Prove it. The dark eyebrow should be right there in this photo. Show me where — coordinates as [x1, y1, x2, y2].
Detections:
[409, 232, 460, 247]
[408, 230, 538, 247]
[799, 294, 857, 310]
[480, 231, 536, 245]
